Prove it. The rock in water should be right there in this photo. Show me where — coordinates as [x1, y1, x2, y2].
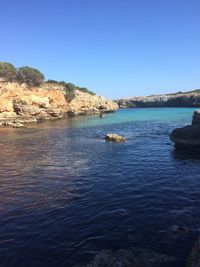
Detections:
[105, 133, 127, 142]
[192, 110, 200, 125]
[170, 125, 200, 148]
[170, 109, 200, 149]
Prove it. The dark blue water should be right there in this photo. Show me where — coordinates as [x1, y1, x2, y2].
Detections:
[0, 108, 200, 266]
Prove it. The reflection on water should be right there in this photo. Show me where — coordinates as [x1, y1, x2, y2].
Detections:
[172, 148, 200, 161]
[0, 108, 200, 267]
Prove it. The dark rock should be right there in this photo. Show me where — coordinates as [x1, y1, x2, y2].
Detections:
[170, 125, 200, 148]
[192, 110, 200, 125]
[171, 225, 189, 235]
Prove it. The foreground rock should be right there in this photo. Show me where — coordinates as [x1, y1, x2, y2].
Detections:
[170, 110, 200, 149]
[81, 247, 174, 267]
[187, 238, 200, 267]
[0, 121, 25, 128]
[105, 133, 127, 142]
[0, 81, 118, 127]
[116, 91, 200, 108]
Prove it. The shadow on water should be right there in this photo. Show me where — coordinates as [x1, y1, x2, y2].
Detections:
[172, 147, 200, 161]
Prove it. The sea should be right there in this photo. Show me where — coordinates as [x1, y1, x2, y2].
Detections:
[1, 108, 200, 267]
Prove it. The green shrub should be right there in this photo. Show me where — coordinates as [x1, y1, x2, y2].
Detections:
[46, 79, 58, 84]
[66, 83, 76, 90]
[17, 66, 44, 86]
[64, 87, 76, 101]
[0, 62, 17, 81]
[76, 86, 96, 95]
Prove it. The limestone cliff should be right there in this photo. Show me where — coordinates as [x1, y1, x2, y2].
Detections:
[116, 91, 200, 108]
[0, 81, 118, 127]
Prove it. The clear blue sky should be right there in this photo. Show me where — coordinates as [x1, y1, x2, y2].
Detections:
[1, 0, 200, 99]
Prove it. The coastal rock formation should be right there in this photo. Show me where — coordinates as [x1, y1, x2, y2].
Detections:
[116, 91, 200, 108]
[170, 110, 200, 149]
[0, 81, 118, 127]
[69, 90, 118, 116]
[105, 133, 127, 142]
[192, 110, 200, 125]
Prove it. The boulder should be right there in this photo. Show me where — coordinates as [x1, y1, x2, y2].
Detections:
[105, 133, 127, 142]
[170, 110, 200, 149]
[170, 125, 200, 148]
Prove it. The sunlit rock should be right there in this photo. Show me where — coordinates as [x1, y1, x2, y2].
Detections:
[105, 133, 127, 142]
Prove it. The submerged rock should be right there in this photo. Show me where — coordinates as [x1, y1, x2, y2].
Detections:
[82, 247, 175, 267]
[187, 237, 200, 267]
[0, 121, 25, 128]
[105, 133, 127, 142]
[171, 225, 189, 235]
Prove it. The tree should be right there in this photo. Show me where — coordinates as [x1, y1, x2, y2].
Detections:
[66, 83, 76, 90]
[0, 62, 17, 81]
[17, 66, 45, 86]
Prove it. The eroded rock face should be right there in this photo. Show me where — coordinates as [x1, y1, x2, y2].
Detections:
[69, 90, 118, 116]
[0, 82, 118, 126]
[170, 110, 200, 149]
[116, 93, 200, 108]
[105, 133, 127, 142]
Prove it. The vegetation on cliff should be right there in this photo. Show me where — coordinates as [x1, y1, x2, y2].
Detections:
[46, 80, 96, 97]
[0, 62, 17, 82]
[17, 66, 44, 86]
[0, 61, 95, 101]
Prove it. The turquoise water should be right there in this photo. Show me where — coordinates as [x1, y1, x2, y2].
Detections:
[67, 107, 196, 128]
[0, 108, 200, 267]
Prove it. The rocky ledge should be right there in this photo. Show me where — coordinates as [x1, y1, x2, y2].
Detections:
[170, 110, 200, 149]
[0, 81, 118, 127]
[116, 90, 200, 108]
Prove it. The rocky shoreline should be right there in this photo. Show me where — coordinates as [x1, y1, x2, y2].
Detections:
[0, 81, 118, 127]
[116, 91, 200, 108]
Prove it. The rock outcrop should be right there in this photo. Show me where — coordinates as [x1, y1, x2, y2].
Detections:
[116, 91, 200, 108]
[170, 110, 200, 149]
[0, 81, 118, 127]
